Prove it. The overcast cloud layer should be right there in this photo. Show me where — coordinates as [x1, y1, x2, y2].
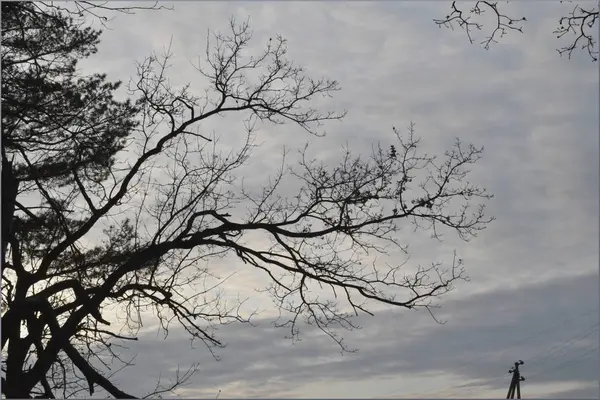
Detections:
[77, 2, 599, 398]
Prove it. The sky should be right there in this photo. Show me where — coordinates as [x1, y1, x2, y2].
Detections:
[73, 1, 598, 398]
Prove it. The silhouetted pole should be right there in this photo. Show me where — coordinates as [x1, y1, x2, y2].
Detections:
[506, 367, 517, 399]
[506, 360, 525, 399]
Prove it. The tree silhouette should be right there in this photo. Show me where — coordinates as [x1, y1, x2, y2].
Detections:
[1, 3, 494, 398]
[435, 1, 599, 61]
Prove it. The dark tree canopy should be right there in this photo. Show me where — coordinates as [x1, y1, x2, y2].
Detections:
[435, 1, 599, 61]
[1, 2, 140, 185]
[2, 2, 494, 398]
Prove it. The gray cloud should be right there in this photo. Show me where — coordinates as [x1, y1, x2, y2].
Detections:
[73, 1, 599, 398]
[95, 271, 598, 398]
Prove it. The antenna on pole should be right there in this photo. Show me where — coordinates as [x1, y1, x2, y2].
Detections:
[506, 360, 525, 399]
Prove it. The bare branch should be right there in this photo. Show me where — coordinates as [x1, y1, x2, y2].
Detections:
[434, 1, 598, 61]
[434, 1, 526, 50]
[554, 2, 599, 61]
[2, 5, 493, 397]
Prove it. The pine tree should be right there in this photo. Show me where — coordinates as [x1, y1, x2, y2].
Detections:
[2, 3, 139, 397]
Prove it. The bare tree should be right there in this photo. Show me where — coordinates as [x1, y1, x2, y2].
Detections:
[434, 1, 599, 61]
[2, 4, 494, 398]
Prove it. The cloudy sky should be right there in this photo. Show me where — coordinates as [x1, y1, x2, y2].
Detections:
[77, 1, 598, 398]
